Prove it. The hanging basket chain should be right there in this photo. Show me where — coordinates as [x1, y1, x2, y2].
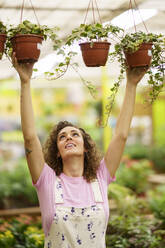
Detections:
[83, 0, 102, 24]
[20, 0, 40, 26]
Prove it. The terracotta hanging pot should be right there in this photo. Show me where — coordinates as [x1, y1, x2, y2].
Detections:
[124, 43, 153, 68]
[79, 41, 110, 67]
[11, 34, 43, 63]
[0, 34, 6, 59]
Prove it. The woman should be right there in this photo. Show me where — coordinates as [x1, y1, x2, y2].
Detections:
[12, 53, 147, 248]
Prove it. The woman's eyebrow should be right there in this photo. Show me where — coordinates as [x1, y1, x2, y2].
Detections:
[58, 129, 80, 137]
[71, 129, 79, 133]
[58, 131, 66, 137]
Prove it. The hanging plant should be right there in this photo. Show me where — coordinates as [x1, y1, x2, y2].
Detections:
[47, 0, 123, 100]
[111, 31, 165, 101]
[103, 1, 165, 125]
[6, 20, 61, 63]
[0, 21, 7, 59]
[64, 0, 123, 67]
[65, 23, 123, 67]
[49, 22, 122, 98]
[5, 0, 62, 63]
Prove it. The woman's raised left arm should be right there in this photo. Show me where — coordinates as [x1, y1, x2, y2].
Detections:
[104, 67, 148, 178]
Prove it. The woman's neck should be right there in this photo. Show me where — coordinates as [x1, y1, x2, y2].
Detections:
[62, 155, 84, 177]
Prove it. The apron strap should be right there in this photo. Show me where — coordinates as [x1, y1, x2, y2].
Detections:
[91, 179, 104, 203]
[54, 177, 64, 204]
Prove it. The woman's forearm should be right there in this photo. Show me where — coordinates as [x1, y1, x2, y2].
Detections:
[105, 67, 147, 177]
[20, 80, 37, 140]
[114, 82, 137, 139]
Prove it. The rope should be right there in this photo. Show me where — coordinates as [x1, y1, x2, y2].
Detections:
[129, 0, 137, 32]
[92, 0, 96, 24]
[20, 0, 25, 23]
[94, 0, 102, 23]
[83, 0, 92, 24]
[133, 0, 148, 33]
[83, 0, 102, 24]
[29, 0, 40, 26]
[128, 0, 149, 33]
[20, 0, 40, 26]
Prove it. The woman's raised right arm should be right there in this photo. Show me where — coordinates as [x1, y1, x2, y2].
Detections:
[12, 54, 45, 183]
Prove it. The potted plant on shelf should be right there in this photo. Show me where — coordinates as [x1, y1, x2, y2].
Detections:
[106, 31, 165, 123]
[6, 20, 62, 63]
[0, 21, 7, 59]
[65, 23, 123, 67]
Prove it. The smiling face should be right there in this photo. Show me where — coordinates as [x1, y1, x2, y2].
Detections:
[57, 126, 85, 160]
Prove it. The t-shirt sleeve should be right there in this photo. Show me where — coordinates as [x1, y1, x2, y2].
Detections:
[97, 158, 116, 185]
[32, 163, 55, 237]
[33, 163, 55, 190]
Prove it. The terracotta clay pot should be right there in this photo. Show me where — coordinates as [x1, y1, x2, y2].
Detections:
[0, 34, 6, 59]
[79, 41, 110, 67]
[124, 43, 153, 68]
[11, 34, 43, 63]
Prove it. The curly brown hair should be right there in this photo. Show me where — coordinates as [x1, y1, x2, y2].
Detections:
[43, 121, 102, 182]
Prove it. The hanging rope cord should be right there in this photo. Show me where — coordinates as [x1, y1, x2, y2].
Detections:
[83, 0, 102, 24]
[94, 0, 102, 24]
[92, 0, 96, 24]
[129, 0, 137, 32]
[128, 0, 148, 33]
[133, 0, 148, 33]
[20, 0, 40, 26]
[20, 0, 25, 24]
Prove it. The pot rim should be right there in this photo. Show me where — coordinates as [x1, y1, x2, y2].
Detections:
[124, 42, 153, 52]
[79, 41, 111, 46]
[11, 34, 44, 40]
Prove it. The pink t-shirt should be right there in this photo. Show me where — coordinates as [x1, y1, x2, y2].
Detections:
[33, 158, 115, 236]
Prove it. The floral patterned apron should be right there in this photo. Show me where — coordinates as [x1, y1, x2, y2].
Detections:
[44, 177, 106, 248]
